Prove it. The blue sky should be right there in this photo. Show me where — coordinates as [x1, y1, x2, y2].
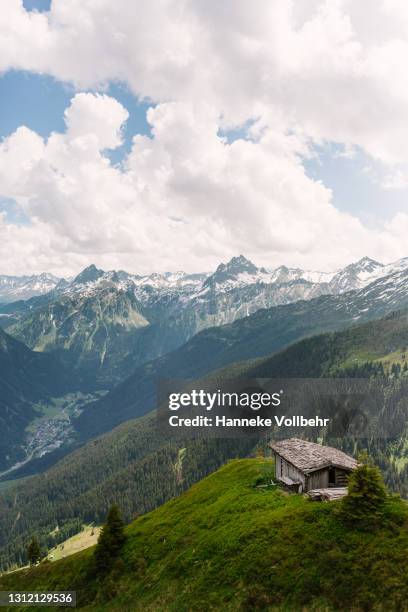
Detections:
[23, 0, 51, 11]
[0, 71, 151, 165]
[0, 197, 30, 225]
[303, 146, 408, 229]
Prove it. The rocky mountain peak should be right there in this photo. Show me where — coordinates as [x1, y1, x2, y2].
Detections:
[204, 255, 258, 288]
[72, 264, 105, 285]
[329, 256, 384, 294]
[349, 257, 383, 273]
[223, 255, 258, 274]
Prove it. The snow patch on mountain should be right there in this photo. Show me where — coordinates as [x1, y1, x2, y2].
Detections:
[3, 254, 408, 321]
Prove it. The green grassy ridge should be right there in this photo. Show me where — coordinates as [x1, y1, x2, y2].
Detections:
[2, 458, 408, 611]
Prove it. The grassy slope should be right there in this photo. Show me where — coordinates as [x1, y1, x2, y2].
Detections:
[47, 526, 101, 562]
[2, 459, 408, 611]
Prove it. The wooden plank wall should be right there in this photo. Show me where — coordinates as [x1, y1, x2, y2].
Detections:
[306, 468, 329, 491]
[275, 455, 306, 487]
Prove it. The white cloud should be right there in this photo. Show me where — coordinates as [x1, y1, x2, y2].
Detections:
[2, 2, 408, 274]
[3, 1, 408, 163]
[0, 92, 406, 276]
[64, 93, 129, 150]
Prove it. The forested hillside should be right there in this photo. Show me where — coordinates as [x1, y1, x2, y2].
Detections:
[75, 271, 408, 442]
[0, 327, 72, 472]
[2, 311, 408, 569]
[2, 459, 408, 611]
[0, 413, 253, 569]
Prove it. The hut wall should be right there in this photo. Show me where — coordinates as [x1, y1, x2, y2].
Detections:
[334, 468, 351, 486]
[306, 468, 329, 491]
[275, 455, 305, 487]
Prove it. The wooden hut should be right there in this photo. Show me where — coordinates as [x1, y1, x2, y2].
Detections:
[269, 438, 357, 494]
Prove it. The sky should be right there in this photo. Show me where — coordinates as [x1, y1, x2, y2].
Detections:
[2, 1, 408, 276]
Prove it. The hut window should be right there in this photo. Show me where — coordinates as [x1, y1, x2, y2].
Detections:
[329, 468, 335, 485]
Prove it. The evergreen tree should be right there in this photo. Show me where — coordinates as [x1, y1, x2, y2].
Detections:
[339, 454, 387, 528]
[27, 536, 41, 566]
[94, 504, 126, 574]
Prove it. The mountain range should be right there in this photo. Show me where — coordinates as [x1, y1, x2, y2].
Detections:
[2, 255, 408, 388]
[3, 254, 407, 306]
[3, 254, 408, 475]
[74, 262, 408, 441]
[7, 256, 408, 478]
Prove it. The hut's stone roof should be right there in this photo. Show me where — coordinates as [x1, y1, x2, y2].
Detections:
[269, 438, 357, 473]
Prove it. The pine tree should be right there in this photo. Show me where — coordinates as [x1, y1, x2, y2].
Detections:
[339, 454, 387, 528]
[94, 504, 126, 574]
[27, 536, 41, 566]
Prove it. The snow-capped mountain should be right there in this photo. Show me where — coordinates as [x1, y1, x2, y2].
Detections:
[61, 254, 402, 302]
[0, 273, 63, 303]
[4, 254, 404, 308]
[187, 254, 408, 297]
[8, 284, 150, 386]
[41, 256, 334, 336]
[199, 255, 334, 292]
[4, 254, 408, 387]
[202, 255, 261, 289]
[327, 257, 383, 293]
[59, 264, 206, 299]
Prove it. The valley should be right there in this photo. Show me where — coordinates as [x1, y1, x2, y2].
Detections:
[0, 327, 75, 473]
[3, 256, 408, 478]
[0, 391, 105, 480]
